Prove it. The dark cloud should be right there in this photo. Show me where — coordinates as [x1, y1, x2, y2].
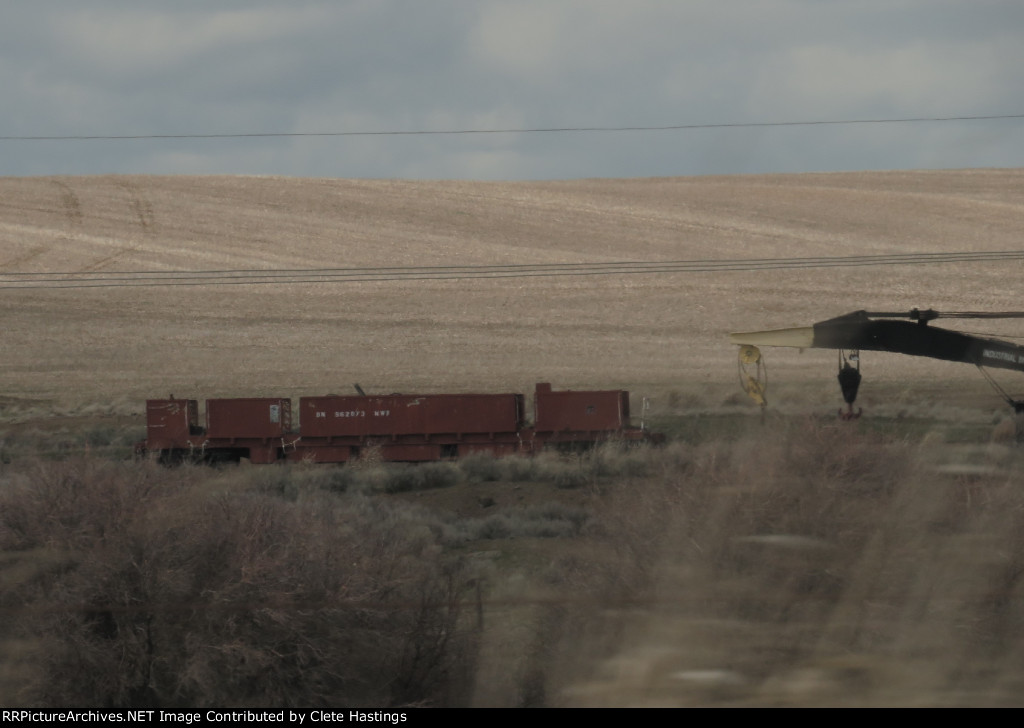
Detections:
[2, 1, 1023, 178]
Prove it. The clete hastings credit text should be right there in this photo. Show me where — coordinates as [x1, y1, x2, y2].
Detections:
[1, 711, 410, 724]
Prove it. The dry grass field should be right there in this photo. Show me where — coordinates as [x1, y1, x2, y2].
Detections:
[2, 170, 1024, 707]
[2, 170, 1023, 412]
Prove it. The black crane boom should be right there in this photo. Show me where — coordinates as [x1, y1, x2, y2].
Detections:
[812, 310, 1024, 374]
[730, 309, 1024, 413]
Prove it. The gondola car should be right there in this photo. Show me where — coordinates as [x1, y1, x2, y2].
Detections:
[140, 383, 656, 464]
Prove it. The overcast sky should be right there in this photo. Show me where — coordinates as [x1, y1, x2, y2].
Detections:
[3, 1, 1023, 180]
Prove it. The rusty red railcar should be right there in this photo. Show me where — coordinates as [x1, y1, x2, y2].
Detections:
[530, 382, 644, 448]
[144, 397, 293, 464]
[145, 398, 199, 451]
[140, 383, 656, 464]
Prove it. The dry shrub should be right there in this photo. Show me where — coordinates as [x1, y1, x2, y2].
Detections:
[562, 418, 1024, 706]
[10, 418, 1024, 706]
[0, 458, 475, 708]
[458, 453, 505, 483]
[451, 503, 590, 542]
[381, 462, 462, 493]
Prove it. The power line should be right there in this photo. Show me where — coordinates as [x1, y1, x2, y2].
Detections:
[2, 114, 1023, 142]
[2, 250, 1022, 290]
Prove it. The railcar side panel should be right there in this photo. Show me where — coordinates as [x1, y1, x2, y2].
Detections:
[145, 399, 199, 450]
[206, 398, 292, 439]
[299, 393, 524, 438]
[532, 383, 629, 433]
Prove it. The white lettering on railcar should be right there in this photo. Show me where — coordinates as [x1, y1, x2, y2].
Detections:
[373, 410, 391, 417]
[983, 349, 1021, 364]
[333, 410, 366, 418]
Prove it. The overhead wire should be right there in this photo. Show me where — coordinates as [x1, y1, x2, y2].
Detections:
[2, 113, 1023, 142]
[1, 250, 1023, 290]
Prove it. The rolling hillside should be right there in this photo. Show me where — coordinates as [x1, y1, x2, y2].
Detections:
[2, 170, 1023, 418]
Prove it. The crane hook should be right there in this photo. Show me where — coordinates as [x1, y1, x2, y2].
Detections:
[838, 349, 862, 420]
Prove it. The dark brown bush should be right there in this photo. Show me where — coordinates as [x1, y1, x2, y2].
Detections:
[0, 458, 474, 708]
